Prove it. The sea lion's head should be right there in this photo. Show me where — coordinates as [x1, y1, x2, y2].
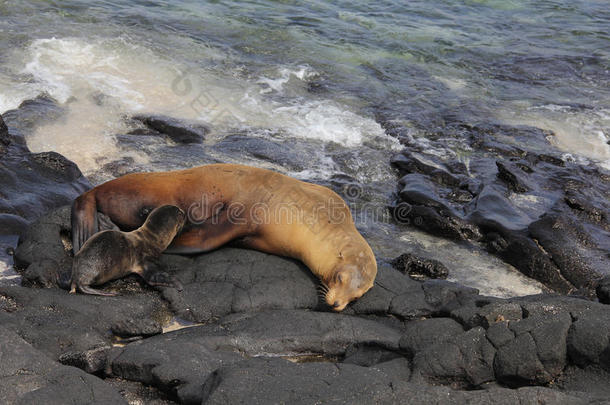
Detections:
[142, 205, 187, 247]
[323, 251, 377, 312]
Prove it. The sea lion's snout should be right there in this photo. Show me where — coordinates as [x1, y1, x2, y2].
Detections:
[324, 265, 374, 311]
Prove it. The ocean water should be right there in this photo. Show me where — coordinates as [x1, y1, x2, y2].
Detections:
[1, 0, 608, 295]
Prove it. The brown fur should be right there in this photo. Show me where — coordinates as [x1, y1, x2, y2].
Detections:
[72, 164, 377, 309]
[70, 205, 185, 295]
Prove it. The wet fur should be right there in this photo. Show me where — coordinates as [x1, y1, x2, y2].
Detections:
[71, 164, 377, 308]
[69, 205, 185, 295]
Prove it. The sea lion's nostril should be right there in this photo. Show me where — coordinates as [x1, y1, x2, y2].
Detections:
[333, 301, 340, 308]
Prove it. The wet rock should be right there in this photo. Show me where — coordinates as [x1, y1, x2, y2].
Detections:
[1, 95, 66, 137]
[213, 134, 312, 171]
[132, 115, 208, 144]
[0, 326, 126, 404]
[529, 208, 607, 293]
[389, 118, 609, 296]
[483, 229, 573, 294]
[0, 109, 90, 225]
[391, 252, 449, 280]
[495, 160, 530, 192]
[467, 185, 532, 231]
[391, 151, 461, 186]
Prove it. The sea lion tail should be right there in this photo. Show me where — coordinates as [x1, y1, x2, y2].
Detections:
[71, 192, 98, 254]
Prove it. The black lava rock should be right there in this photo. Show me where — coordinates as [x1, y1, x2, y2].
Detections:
[132, 115, 208, 144]
[391, 253, 449, 280]
[0, 326, 126, 404]
[0, 107, 90, 233]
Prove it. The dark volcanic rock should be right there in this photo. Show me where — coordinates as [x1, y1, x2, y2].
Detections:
[0, 326, 126, 404]
[391, 252, 449, 280]
[597, 275, 610, 304]
[0, 108, 90, 231]
[14, 206, 74, 284]
[389, 119, 610, 296]
[201, 358, 405, 405]
[111, 318, 163, 338]
[58, 345, 113, 374]
[496, 160, 530, 193]
[493, 313, 572, 385]
[413, 326, 496, 388]
[110, 310, 401, 403]
[567, 308, 610, 371]
[201, 357, 598, 404]
[158, 247, 321, 322]
[0, 286, 167, 359]
[399, 318, 464, 356]
[529, 207, 608, 293]
[213, 133, 314, 171]
[132, 115, 208, 144]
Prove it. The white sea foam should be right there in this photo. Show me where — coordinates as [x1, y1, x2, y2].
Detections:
[498, 104, 610, 169]
[6, 37, 395, 175]
[398, 231, 544, 297]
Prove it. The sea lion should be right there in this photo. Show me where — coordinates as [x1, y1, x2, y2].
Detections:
[72, 164, 377, 310]
[69, 205, 186, 296]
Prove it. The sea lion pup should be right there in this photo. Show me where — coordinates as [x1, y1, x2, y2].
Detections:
[69, 205, 186, 296]
[71, 164, 377, 309]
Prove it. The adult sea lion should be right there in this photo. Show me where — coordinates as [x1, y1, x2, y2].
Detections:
[72, 163, 377, 310]
[69, 205, 186, 296]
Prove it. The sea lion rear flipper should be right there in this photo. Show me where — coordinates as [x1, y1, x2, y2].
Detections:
[78, 285, 118, 296]
[71, 193, 99, 253]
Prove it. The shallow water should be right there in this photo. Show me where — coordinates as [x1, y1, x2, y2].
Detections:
[1, 0, 607, 295]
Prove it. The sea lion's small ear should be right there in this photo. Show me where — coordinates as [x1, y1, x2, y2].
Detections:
[338, 251, 344, 259]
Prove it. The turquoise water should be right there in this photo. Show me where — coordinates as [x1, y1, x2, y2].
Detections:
[1, 0, 608, 164]
[0, 0, 608, 294]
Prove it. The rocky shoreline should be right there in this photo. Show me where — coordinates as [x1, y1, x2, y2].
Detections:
[2, 106, 610, 404]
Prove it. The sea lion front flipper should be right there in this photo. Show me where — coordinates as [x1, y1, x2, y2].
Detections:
[78, 285, 118, 296]
[71, 193, 99, 254]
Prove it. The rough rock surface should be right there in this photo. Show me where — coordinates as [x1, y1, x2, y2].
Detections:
[8, 208, 610, 403]
[132, 115, 209, 144]
[0, 326, 126, 404]
[388, 121, 610, 296]
[391, 252, 449, 280]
